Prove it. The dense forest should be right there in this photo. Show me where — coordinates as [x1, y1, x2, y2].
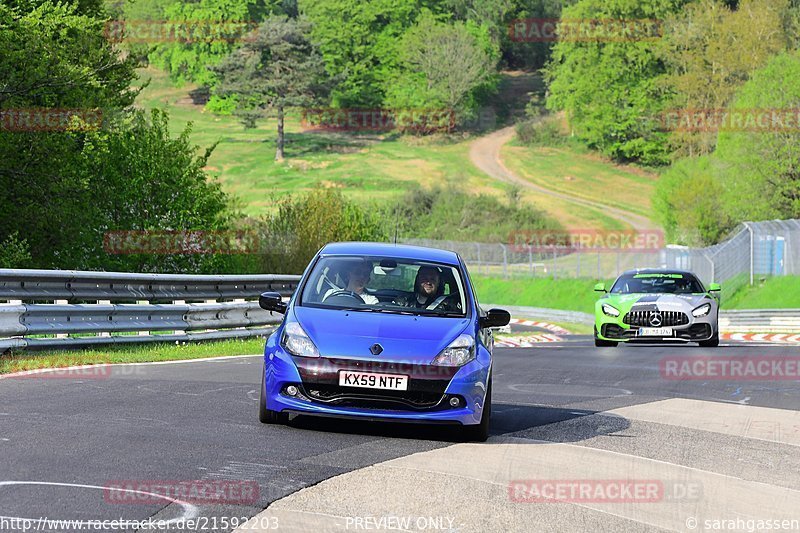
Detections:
[1, 0, 798, 272]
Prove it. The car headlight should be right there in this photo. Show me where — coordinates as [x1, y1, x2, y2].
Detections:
[281, 322, 319, 358]
[602, 303, 620, 317]
[431, 334, 475, 367]
[692, 303, 711, 317]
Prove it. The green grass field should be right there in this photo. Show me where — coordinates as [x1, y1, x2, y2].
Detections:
[722, 276, 800, 309]
[473, 275, 800, 313]
[134, 67, 664, 229]
[134, 67, 512, 217]
[474, 275, 610, 312]
[501, 137, 659, 224]
[0, 338, 265, 374]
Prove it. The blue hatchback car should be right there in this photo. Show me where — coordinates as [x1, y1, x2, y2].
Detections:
[257, 242, 510, 441]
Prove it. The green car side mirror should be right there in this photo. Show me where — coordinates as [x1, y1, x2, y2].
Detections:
[594, 282, 607, 293]
[708, 283, 721, 292]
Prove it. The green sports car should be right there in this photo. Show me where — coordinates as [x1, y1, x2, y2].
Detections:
[594, 269, 721, 348]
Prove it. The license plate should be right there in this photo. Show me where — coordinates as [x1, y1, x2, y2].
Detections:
[339, 371, 409, 391]
[638, 327, 673, 337]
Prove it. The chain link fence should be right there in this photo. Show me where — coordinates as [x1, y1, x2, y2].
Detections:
[401, 219, 800, 288]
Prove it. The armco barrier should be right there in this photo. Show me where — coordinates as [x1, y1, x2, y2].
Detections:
[0, 269, 301, 352]
[1, 269, 797, 352]
[0, 269, 298, 301]
[718, 309, 800, 333]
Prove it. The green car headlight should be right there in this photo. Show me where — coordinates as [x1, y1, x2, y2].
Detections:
[602, 303, 620, 317]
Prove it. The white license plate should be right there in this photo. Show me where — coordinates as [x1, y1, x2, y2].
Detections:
[638, 327, 673, 337]
[338, 371, 409, 391]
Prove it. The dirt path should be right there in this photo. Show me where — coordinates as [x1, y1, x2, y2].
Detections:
[469, 126, 655, 230]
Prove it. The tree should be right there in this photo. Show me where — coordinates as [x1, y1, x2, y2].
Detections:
[0, 0, 138, 268]
[445, 0, 514, 45]
[145, 0, 282, 86]
[386, 13, 498, 124]
[545, 0, 687, 165]
[714, 51, 800, 222]
[299, 0, 421, 107]
[212, 16, 328, 160]
[79, 109, 232, 273]
[652, 155, 732, 245]
[0, 2, 234, 272]
[659, 0, 791, 157]
[0, 2, 138, 109]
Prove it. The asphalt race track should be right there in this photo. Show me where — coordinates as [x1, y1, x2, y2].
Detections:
[2, 340, 800, 532]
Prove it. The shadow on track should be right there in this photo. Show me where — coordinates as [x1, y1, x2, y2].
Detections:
[283, 403, 630, 444]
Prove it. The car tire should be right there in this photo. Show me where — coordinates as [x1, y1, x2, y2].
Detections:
[594, 327, 618, 347]
[462, 376, 491, 442]
[259, 364, 288, 424]
[698, 333, 720, 348]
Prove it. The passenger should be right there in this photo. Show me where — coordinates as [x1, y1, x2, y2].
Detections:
[396, 265, 460, 312]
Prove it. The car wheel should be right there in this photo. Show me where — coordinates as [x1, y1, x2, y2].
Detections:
[462, 376, 491, 442]
[594, 327, 618, 347]
[698, 333, 720, 348]
[259, 364, 288, 424]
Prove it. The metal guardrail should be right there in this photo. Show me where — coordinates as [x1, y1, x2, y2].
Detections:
[483, 304, 594, 325]
[0, 269, 298, 301]
[0, 269, 301, 352]
[1, 269, 797, 352]
[718, 309, 800, 333]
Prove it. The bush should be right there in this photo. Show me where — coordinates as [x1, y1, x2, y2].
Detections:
[653, 155, 733, 245]
[516, 116, 565, 146]
[255, 189, 387, 274]
[0, 233, 31, 268]
[382, 185, 558, 242]
[204, 94, 239, 116]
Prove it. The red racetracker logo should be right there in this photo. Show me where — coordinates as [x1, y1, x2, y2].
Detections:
[103, 230, 263, 255]
[661, 356, 800, 381]
[300, 108, 455, 133]
[508, 18, 662, 42]
[104, 20, 259, 43]
[7, 364, 112, 380]
[509, 229, 664, 253]
[658, 108, 800, 132]
[103, 480, 259, 505]
[0, 108, 103, 132]
[509, 479, 663, 503]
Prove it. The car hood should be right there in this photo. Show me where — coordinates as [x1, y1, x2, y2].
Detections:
[603, 293, 714, 313]
[292, 306, 470, 363]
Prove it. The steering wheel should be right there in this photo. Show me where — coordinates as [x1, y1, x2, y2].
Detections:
[323, 290, 366, 305]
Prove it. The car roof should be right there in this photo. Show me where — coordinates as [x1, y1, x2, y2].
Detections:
[618, 268, 699, 278]
[319, 242, 460, 266]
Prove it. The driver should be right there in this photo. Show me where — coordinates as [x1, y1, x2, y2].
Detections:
[323, 260, 378, 304]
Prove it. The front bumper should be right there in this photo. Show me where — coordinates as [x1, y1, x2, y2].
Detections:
[595, 313, 717, 343]
[263, 337, 490, 426]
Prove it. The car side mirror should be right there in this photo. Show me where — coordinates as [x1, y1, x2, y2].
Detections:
[594, 282, 607, 292]
[480, 308, 511, 329]
[708, 283, 721, 292]
[259, 292, 287, 314]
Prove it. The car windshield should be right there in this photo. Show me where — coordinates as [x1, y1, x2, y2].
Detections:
[610, 273, 705, 294]
[299, 256, 468, 317]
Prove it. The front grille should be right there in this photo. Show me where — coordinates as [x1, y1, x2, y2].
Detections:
[291, 356, 459, 411]
[623, 310, 689, 327]
[298, 384, 447, 410]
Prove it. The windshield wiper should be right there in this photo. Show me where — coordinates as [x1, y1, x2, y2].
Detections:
[334, 306, 418, 316]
